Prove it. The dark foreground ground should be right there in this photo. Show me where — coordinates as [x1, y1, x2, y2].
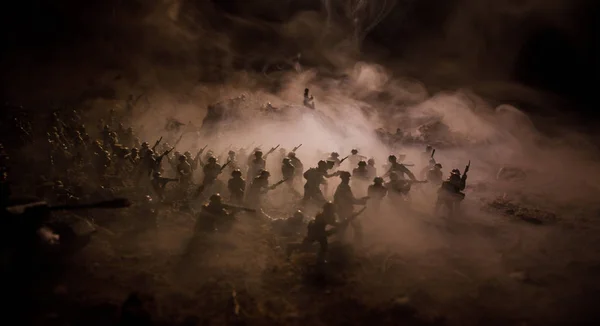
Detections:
[3, 181, 600, 326]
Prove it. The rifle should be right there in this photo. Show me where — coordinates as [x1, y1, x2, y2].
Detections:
[156, 147, 175, 164]
[173, 133, 185, 148]
[462, 160, 470, 183]
[339, 155, 350, 164]
[266, 144, 280, 156]
[220, 160, 232, 172]
[332, 206, 367, 234]
[292, 144, 302, 152]
[221, 204, 256, 213]
[152, 137, 163, 151]
[431, 149, 436, 163]
[6, 198, 131, 215]
[261, 179, 288, 193]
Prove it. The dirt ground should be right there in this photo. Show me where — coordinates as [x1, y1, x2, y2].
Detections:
[6, 180, 600, 326]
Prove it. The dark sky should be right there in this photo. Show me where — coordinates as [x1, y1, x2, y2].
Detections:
[1, 0, 598, 121]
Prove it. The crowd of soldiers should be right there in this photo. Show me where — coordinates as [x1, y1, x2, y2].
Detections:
[0, 99, 471, 265]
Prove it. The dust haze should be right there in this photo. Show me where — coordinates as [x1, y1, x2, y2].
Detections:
[2, 0, 600, 324]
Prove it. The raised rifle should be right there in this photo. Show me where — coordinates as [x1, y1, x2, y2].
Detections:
[292, 144, 302, 152]
[339, 155, 350, 164]
[266, 144, 280, 156]
[152, 137, 163, 151]
[220, 160, 232, 172]
[462, 160, 470, 183]
[173, 133, 185, 148]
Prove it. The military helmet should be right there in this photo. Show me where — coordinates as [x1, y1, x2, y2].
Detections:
[282, 157, 290, 164]
[178, 155, 187, 161]
[358, 160, 367, 167]
[208, 156, 217, 163]
[374, 176, 384, 184]
[231, 169, 242, 177]
[287, 152, 296, 158]
[331, 152, 339, 158]
[184, 151, 192, 157]
[426, 145, 433, 152]
[451, 169, 461, 176]
[351, 149, 358, 154]
[339, 171, 351, 179]
[367, 158, 375, 165]
[255, 150, 263, 157]
[209, 193, 222, 203]
[141, 142, 149, 147]
[228, 150, 235, 155]
[317, 160, 327, 169]
[388, 155, 397, 162]
[131, 148, 138, 153]
[389, 171, 399, 180]
[435, 163, 442, 169]
[259, 170, 271, 177]
[279, 148, 286, 153]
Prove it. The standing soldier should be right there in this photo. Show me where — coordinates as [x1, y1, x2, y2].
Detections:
[247, 150, 267, 183]
[281, 158, 295, 181]
[302, 160, 339, 205]
[333, 171, 369, 244]
[427, 163, 443, 186]
[326, 152, 341, 167]
[288, 152, 304, 184]
[196, 156, 222, 197]
[227, 169, 246, 205]
[367, 177, 387, 212]
[366, 158, 377, 179]
[384, 155, 417, 181]
[177, 155, 193, 192]
[436, 164, 468, 217]
[348, 149, 367, 169]
[247, 170, 278, 209]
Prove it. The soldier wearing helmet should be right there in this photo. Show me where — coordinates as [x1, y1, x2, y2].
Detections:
[427, 163, 443, 185]
[227, 169, 246, 204]
[385, 154, 416, 181]
[281, 157, 295, 181]
[247, 150, 266, 182]
[302, 160, 339, 204]
[366, 158, 377, 178]
[348, 149, 367, 168]
[195, 193, 233, 233]
[333, 171, 369, 243]
[286, 201, 337, 263]
[352, 160, 370, 182]
[326, 152, 341, 167]
[196, 156, 222, 197]
[436, 167, 468, 217]
[287, 151, 304, 179]
[176, 154, 193, 188]
[247, 169, 272, 208]
[367, 177, 387, 210]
